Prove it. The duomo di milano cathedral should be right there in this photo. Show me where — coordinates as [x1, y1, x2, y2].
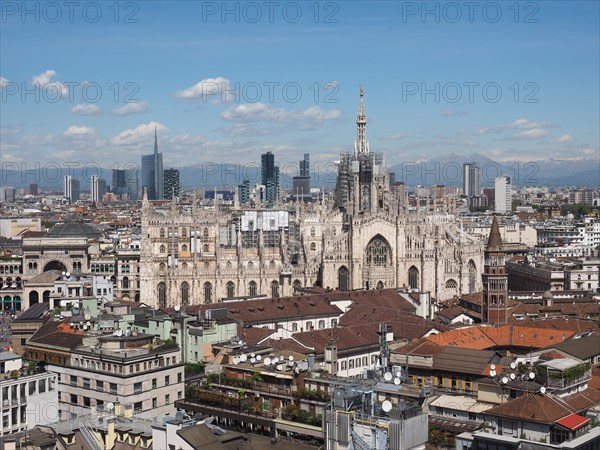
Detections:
[140, 87, 484, 308]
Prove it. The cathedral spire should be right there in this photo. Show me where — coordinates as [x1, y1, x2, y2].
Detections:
[356, 85, 368, 155]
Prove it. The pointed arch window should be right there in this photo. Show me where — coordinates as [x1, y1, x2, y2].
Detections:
[366, 236, 392, 266]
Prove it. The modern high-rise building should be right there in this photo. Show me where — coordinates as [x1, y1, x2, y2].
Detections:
[463, 162, 481, 197]
[91, 176, 107, 203]
[64, 175, 80, 203]
[29, 183, 39, 196]
[0, 187, 16, 203]
[238, 179, 250, 205]
[163, 168, 180, 200]
[125, 167, 139, 200]
[141, 127, 164, 200]
[495, 175, 512, 213]
[261, 151, 279, 204]
[292, 153, 311, 202]
[112, 169, 127, 195]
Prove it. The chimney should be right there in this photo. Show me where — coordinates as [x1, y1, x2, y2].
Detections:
[106, 418, 116, 450]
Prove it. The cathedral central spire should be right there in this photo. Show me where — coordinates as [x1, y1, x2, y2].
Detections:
[355, 85, 368, 155]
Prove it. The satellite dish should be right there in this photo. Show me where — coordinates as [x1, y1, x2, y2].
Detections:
[273, 357, 279, 364]
[240, 354, 248, 362]
[540, 386, 546, 394]
[174, 305, 181, 312]
[510, 362, 516, 370]
[117, 329, 123, 336]
[510, 373, 516, 380]
[529, 372, 535, 379]
[382, 400, 393, 413]
[250, 353, 256, 358]
[250, 357, 256, 364]
[66, 272, 70, 277]
[107, 402, 114, 412]
[490, 364, 496, 371]
[256, 355, 262, 361]
[84, 313, 91, 321]
[289, 355, 294, 362]
[490, 370, 496, 377]
[395, 371, 401, 378]
[276, 364, 283, 371]
[502, 376, 509, 384]
[394, 377, 401, 385]
[62, 271, 66, 276]
[264, 357, 271, 366]
[384, 372, 393, 382]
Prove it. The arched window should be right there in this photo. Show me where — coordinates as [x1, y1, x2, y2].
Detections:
[310, 227, 316, 237]
[445, 279, 457, 289]
[271, 280, 279, 298]
[203, 244, 209, 253]
[310, 242, 316, 252]
[376, 281, 384, 289]
[181, 244, 188, 252]
[292, 323, 298, 332]
[159, 263, 166, 272]
[158, 282, 166, 309]
[226, 281, 235, 298]
[29, 291, 39, 305]
[122, 277, 129, 289]
[182, 262, 188, 270]
[203, 228, 209, 238]
[160, 228, 165, 238]
[249, 281, 257, 296]
[269, 260, 276, 269]
[226, 261, 232, 270]
[366, 235, 392, 266]
[338, 266, 349, 291]
[203, 262, 210, 270]
[204, 282, 212, 303]
[159, 245, 166, 253]
[408, 266, 419, 289]
[247, 261, 254, 270]
[181, 282, 189, 306]
[181, 228, 187, 238]
[293, 279, 302, 292]
[468, 260, 477, 293]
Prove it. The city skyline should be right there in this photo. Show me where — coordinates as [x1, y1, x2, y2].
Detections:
[1, 2, 598, 170]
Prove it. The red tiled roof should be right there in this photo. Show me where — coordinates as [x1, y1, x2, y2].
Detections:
[555, 414, 590, 431]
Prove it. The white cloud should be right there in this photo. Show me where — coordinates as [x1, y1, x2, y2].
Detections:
[63, 126, 95, 138]
[174, 76, 232, 102]
[0, 76, 9, 88]
[516, 128, 551, 139]
[71, 104, 102, 116]
[112, 101, 149, 116]
[111, 121, 168, 146]
[557, 134, 573, 143]
[31, 69, 70, 98]
[512, 118, 557, 130]
[221, 103, 341, 129]
[440, 110, 466, 117]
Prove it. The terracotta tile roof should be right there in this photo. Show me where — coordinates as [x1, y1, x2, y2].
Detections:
[28, 319, 84, 350]
[240, 326, 276, 345]
[589, 366, 600, 390]
[556, 414, 590, 431]
[432, 347, 499, 375]
[484, 389, 600, 424]
[393, 338, 443, 358]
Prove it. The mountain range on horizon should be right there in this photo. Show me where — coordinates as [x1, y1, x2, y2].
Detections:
[1, 153, 598, 191]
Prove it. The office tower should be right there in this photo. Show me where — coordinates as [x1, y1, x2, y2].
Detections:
[164, 168, 180, 200]
[463, 163, 481, 197]
[141, 127, 164, 200]
[91, 176, 107, 203]
[64, 175, 80, 203]
[292, 153, 311, 202]
[125, 168, 139, 201]
[495, 175, 512, 213]
[261, 151, 279, 204]
[238, 179, 250, 204]
[29, 183, 39, 196]
[0, 187, 16, 203]
[112, 169, 127, 196]
[389, 172, 396, 188]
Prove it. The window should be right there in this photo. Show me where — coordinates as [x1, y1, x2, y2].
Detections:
[165, 394, 170, 404]
[70, 394, 77, 404]
[271, 280, 279, 298]
[158, 282, 166, 309]
[338, 266, 349, 291]
[341, 361, 347, 370]
[408, 266, 419, 289]
[82, 378, 90, 389]
[292, 323, 298, 332]
[96, 380, 104, 391]
[204, 282, 212, 303]
[318, 320, 325, 329]
[110, 383, 117, 394]
[70, 375, 77, 386]
[177, 372, 182, 383]
[165, 375, 170, 386]
[134, 382, 142, 393]
[349, 360, 354, 369]
[178, 391, 182, 399]
[83, 397, 91, 407]
[134, 401, 143, 413]
[306, 321, 313, 330]
[152, 397, 157, 408]
[249, 281, 257, 296]
[366, 236, 392, 266]
[152, 378, 157, 389]
[181, 282, 189, 306]
[226, 281, 235, 298]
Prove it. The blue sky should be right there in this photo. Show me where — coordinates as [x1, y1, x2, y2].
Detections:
[1, 1, 598, 172]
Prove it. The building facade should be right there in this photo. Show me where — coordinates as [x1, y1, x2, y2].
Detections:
[139, 88, 484, 307]
[495, 175, 512, 214]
